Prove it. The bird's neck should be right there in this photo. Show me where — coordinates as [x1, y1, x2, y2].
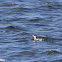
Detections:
[33, 36, 36, 40]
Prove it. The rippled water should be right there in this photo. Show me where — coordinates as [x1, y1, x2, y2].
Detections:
[0, 0, 62, 62]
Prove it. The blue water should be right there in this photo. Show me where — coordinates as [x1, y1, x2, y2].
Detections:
[0, 0, 62, 62]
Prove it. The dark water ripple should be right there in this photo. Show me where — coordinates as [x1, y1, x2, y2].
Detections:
[0, 0, 62, 62]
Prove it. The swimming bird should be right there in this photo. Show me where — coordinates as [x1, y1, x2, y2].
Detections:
[32, 34, 44, 41]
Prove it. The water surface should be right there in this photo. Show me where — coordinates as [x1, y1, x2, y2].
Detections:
[0, 0, 62, 62]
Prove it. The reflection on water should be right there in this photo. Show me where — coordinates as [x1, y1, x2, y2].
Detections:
[0, 0, 62, 62]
